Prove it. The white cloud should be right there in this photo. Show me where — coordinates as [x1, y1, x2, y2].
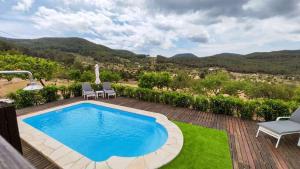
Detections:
[12, 0, 34, 12]
[2, 0, 300, 56]
[32, 5, 210, 54]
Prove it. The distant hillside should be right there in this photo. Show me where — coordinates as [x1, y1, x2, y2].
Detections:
[160, 50, 300, 75]
[0, 37, 147, 65]
[172, 53, 198, 58]
[1, 36, 300, 75]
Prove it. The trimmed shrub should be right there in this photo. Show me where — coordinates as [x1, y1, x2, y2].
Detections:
[91, 83, 103, 91]
[173, 93, 193, 107]
[69, 83, 82, 97]
[239, 100, 259, 120]
[59, 85, 71, 99]
[8, 90, 44, 108]
[210, 95, 243, 115]
[286, 101, 299, 112]
[138, 72, 156, 89]
[112, 84, 126, 96]
[80, 71, 95, 82]
[124, 86, 136, 98]
[257, 99, 290, 121]
[138, 72, 171, 89]
[192, 95, 209, 112]
[136, 88, 154, 101]
[159, 91, 177, 105]
[40, 85, 59, 103]
[100, 70, 121, 82]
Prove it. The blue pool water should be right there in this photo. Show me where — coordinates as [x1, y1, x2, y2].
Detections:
[24, 103, 168, 161]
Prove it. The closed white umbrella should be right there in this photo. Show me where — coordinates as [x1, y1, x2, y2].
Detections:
[95, 64, 101, 84]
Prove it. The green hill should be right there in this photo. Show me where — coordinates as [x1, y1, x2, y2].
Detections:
[1, 36, 300, 75]
[161, 51, 300, 75]
[0, 37, 147, 65]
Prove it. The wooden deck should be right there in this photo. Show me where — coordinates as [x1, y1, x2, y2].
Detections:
[17, 97, 300, 169]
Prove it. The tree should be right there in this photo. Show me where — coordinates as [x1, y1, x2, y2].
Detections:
[0, 53, 59, 85]
[80, 71, 95, 82]
[156, 72, 171, 89]
[170, 71, 191, 90]
[100, 70, 121, 82]
[138, 72, 156, 89]
[138, 72, 171, 89]
[68, 69, 81, 81]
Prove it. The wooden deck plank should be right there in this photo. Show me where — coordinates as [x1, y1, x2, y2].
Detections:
[17, 97, 300, 169]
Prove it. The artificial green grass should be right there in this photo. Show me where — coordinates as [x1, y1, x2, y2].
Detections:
[161, 122, 232, 169]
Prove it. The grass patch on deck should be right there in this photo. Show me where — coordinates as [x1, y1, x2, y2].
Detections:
[161, 122, 232, 169]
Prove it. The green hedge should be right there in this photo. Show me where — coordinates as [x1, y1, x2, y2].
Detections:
[192, 96, 209, 112]
[112, 84, 299, 121]
[256, 99, 290, 121]
[40, 85, 59, 103]
[210, 95, 243, 115]
[59, 85, 71, 99]
[7, 83, 299, 122]
[7, 90, 43, 108]
[69, 83, 82, 97]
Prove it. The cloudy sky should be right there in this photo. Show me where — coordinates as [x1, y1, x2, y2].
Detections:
[1, 0, 300, 57]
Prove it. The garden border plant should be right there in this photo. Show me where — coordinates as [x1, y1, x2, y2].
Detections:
[112, 84, 299, 121]
[7, 82, 299, 122]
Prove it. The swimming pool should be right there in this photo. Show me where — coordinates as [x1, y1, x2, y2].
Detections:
[23, 103, 168, 161]
[18, 101, 183, 169]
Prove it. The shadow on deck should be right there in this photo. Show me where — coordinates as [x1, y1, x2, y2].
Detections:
[17, 97, 300, 169]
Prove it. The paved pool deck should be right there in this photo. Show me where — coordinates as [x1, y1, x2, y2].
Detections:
[18, 100, 183, 169]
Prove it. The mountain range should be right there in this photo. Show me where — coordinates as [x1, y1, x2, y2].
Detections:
[1, 36, 300, 75]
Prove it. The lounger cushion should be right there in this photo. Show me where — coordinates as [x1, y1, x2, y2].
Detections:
[84, 91, 95, 95]
[104, 89, 116, 94]
[258, 120, 300, 134]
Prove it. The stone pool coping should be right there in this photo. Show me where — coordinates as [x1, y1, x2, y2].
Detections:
[18, 100, 184, 169]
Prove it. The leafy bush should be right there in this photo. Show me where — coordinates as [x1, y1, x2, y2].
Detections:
[170, 71, 191, 90]
[68, 83, 300, 121]
[124, 87, 136, 98]
[59, 85, 71, 99]
[257, 99, 290, 121]
[292, 87, 300, 102]
[68, 69, 81, 81]
[138, 72, 171, 89]
[91, 83, 103, 91]
[159, 91, 176, 105]
[138, 72, 156, 89]
[210, 95, 243, 115]
[173, 93, 193, 107]
[80, 71, 94, 82]
[195, 72, 230, 95]
[8, 90, 44, 108]
[192, 96, 209, 112]
[222, 81, 249, 96]
[155, 72, 171, 89]
[239, 100, 260, 120]
[0, 54, 59, 81]
[246, 82, 295, 100]
[286, 101, 299, 112]
[69, 83, 82, 97]
[40, 85, 59, 103]
[135, 88, 157, 102]
[112, 84, 126, 96]
[100, 70, 121, 82]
